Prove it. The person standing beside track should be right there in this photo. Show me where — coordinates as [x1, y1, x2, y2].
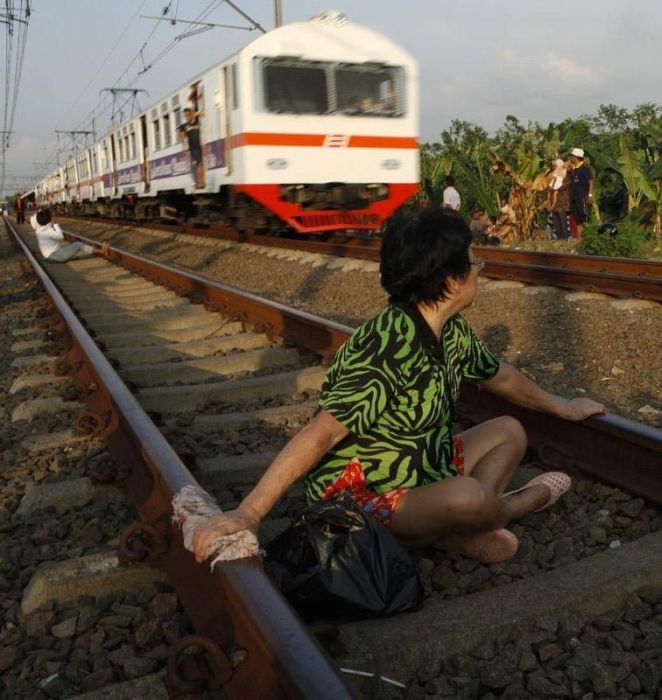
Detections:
[442, 176, 461, 212]
[30, 209, 107, 263]
[547, 159, 572, 240]
[568, 147, 594, 238]
[192, 208, 605, 565]
[15, 194, 25, 224]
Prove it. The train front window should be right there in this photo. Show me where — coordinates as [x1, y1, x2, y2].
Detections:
[259, 58, 404, 117]
[336, 65, 402, 117]
[263, 62, 328, 114]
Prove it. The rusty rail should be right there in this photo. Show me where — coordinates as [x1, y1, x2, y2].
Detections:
[63, 214, 662, 301]
[14, 219, 660, 697]
[61, 228, 662, 505]
[6, 220, 355, 699]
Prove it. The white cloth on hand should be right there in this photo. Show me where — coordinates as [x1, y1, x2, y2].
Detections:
[172, 484, 259, 566]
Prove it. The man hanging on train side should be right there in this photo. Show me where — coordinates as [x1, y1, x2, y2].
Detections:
[179, 107, 205, 189]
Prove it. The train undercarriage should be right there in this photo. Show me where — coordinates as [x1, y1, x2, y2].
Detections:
[49, 182, 417, 235]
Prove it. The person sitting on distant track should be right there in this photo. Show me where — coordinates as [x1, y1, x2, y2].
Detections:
[30, 209, 107, 262]
[192, 208, 605, 564]
[469, 207, 490, 244]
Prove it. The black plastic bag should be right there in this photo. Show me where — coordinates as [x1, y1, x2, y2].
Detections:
[264, 493, 423, 622]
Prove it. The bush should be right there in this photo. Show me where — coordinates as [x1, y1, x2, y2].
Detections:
[580, 221, 645, 258]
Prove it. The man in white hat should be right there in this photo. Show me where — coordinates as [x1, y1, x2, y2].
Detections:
[568, 147, 594, 237]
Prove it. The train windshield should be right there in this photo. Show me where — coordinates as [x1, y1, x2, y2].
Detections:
[260, 59, 404, 117]
[336, 64, 401, 117]
[264, 62, 328, 114]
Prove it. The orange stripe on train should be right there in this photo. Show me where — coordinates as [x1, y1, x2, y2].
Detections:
[230, 132, 417, 149]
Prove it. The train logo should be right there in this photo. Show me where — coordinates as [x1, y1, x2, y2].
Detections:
[324, 135, 350, 148]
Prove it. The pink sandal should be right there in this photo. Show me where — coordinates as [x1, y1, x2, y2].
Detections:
[505, 471, 571, 512]
[452, 528, 519, 563]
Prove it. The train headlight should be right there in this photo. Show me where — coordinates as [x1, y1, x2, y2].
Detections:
[381, 159, 401, 170]
[267, 158, 288, 170]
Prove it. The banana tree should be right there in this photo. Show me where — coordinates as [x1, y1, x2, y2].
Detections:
[453, 143, 500, 218]
[616, 135, 657, 211]
[591, 134, 662, 232]
[490, 143, 549, 241]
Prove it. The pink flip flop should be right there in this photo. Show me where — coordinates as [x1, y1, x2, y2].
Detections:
[505, 471, 571, 512]
[452, 528, 519, 563]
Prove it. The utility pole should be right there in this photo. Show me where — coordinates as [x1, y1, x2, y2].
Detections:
[0, 3, 30, 29]
[0, 130, 14, 149]
[274, 0, 283, 27]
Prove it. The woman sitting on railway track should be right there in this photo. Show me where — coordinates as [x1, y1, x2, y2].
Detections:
[192, 208, 605, 564]
[30, 209, 108, 262]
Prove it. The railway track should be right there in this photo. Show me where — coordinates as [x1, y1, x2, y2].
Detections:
[56, 215, 662, 301]
[3, 217, 662, 698]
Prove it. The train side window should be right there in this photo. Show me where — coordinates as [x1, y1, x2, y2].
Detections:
[163, 113, 172, 147]
[159, 102, 171, 148]
[231, 63, 238, 109]
[153, 119, 161, 151]
[172, 95, 182, 130]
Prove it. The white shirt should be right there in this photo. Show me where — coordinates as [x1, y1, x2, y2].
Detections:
[549, 174, 564, 191]
[30, 213, 64, 258]
[443, 186, 461, 211]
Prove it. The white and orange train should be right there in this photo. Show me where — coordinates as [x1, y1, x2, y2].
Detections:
[34, 11, 419, 234]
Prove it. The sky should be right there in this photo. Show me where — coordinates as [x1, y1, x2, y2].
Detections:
[2, 0, 661, 192]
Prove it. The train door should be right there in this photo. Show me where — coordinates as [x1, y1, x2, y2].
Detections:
[223, 66, 232, 175]
[140, 115, 150, 192]
[110, 133, 118, 196]
[86, 148, 94, 202]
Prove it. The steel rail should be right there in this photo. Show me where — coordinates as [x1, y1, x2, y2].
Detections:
[65, 214, 662, 300]
[478, 260, 661, 301]
[60, 228, 662, 505]
[5, 219, 355, 699]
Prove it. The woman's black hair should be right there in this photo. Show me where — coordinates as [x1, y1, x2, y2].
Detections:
[380, 207, 472, 304]
[36, 208, 52, 226]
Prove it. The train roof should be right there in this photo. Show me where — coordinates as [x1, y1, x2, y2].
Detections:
[141, 10, 416, 120]
[238, 10, 416, 67]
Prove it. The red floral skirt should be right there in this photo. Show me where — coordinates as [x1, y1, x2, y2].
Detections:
[322, 436, 466, 528]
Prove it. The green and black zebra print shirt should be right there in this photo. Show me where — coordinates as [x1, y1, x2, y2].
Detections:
[304, 303, 500, 503]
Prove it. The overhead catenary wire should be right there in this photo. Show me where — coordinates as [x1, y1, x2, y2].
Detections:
[44, 0, 176, 165]
[54, 0, 150, 128]
[44, 1, 268, 170]
[0, 0, 31, 196]
[59, 1, 262, 139]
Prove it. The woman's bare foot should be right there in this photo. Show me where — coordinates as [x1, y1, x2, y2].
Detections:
[447, 528, 519, 563]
